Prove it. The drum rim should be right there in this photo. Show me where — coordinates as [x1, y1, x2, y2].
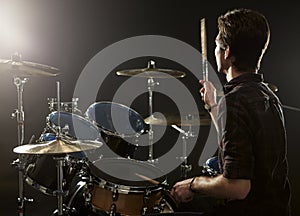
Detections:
[48, 111, 98, 128]
[66, 180, 87, 208]
[89, 157, 167, 192]
[85, 101, 146, 137]
[93, 177, 167, 194]
[25, 175, 55, 196]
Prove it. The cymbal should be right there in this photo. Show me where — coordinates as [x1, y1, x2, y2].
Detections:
[0, 53, 59, 77]
[144, 112, 211, 126]
[13, 138, 102, 155]
[116, 60, 186, 78]
[117, 68, 186, 78]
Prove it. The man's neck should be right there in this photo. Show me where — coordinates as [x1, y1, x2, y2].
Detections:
[225, 67, 257, 82]
[226, 67, 239, 82]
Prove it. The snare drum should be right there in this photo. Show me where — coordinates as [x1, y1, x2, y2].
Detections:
[88, 158, 172, 216]
[85, 101, 146, 158]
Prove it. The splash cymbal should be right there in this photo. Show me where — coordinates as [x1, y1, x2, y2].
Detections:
[116, 60, 186, 78]
[13, 138, 102, 155]
[0, 53, 59, 77]
[144, 112, 211, 126]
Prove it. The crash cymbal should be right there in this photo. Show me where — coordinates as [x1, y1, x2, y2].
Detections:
[0, 53, 59, 77]
[144, 112, 211, 126]
[116, 60, 186, 78]
[13, 138, 102, 155]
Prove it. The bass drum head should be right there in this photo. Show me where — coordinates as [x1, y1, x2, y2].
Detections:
[25, 154, 61, 196]
[24, 154, 85, 197]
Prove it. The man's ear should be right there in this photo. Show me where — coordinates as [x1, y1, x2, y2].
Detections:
[224, 47, 231, 59]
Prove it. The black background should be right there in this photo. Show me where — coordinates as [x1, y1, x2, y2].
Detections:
[0, 0, 299, 215]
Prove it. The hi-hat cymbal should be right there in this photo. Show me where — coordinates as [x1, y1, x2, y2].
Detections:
[116, 60, 186, 78]
[144, 112, 211, 126]
[0, 53, 59, 77]
[13, 138, 102, 155]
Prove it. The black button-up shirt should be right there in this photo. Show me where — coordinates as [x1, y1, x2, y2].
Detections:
[215, 73, 290, 216]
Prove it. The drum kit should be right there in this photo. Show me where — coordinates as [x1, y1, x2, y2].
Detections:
[4, 54, 211, 216]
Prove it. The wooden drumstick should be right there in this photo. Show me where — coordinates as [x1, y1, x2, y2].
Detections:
[135, 172, 181, 209]
[134, 172, 160, 185]
[201, 18, 208, 81]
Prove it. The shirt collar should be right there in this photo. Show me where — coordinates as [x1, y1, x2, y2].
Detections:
[224, 73, 264, 93]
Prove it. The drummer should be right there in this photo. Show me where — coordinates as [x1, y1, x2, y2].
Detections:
[171, 8, 290, 216]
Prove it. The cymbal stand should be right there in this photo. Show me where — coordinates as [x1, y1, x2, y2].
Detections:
[282, 104, 300, 112]
[172, 115, 195, 178]
[52, 81, 67, 216]
[53, 156, 67, 216]
[11, 76, 33, 216]
[147, 60, 159, 163]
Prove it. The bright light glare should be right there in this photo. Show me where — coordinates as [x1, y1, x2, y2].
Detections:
[0, 2, 32, 54]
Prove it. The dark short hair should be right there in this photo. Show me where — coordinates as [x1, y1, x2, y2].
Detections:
[217, 8, 270, 72]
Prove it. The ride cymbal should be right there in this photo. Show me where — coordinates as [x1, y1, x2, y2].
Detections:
[0, 53, 59, 77]
[13, 138, 102, 155]
[116, 60, 186, 78]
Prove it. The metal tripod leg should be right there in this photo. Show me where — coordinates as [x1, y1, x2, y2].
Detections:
[53, 156, 67, 216]
[11, 77, 32, 216]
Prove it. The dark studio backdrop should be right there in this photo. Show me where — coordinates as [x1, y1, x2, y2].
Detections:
[0, 0, 299, 215]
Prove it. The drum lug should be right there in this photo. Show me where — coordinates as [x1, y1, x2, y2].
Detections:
[18, 197, 34, 204]
[80, 164, 92, 183]
[109, 203, 117, 216]
[53, 189, 67, 197]
[84, 191, 92, 206]
[81, 183, 92, 209]
[141, 206, 148, 215]
[157, 198, 168, 212]
[153, 205, 162, 213]
[112, 188, 119, 201]
[143, 188, 151, 203]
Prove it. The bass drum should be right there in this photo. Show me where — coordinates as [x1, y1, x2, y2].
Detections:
[88, 157, 175, 216]
[24, 132, 86, 196]
[24, 154, 70, 196]
[24, 111, 100, 196]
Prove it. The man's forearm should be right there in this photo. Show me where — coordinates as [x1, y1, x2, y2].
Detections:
[190, 174, 251, 200]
